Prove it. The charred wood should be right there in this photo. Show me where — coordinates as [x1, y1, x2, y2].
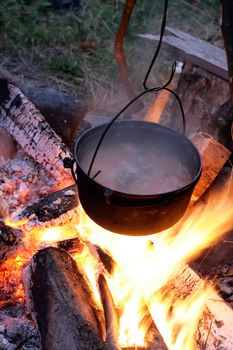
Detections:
[12, 184, 79, 226]
[0, 79, 73, 184]
[23, 247, 105, 350]
[98, 274, 120, 350]
[59, 238, 116, 275]
[95, 246, 115, 275]
[0, 223, 18, 246]
[57, 236, 84, 253]
[0, 224, 21, 260]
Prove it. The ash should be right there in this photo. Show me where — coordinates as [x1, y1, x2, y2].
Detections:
[0, 304, 42, 350]
[0, 149, 57, 349]
[0, 148, 58, 218]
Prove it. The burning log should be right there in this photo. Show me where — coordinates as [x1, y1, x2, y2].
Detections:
[172, 265, 233, 349]
[60, 238, 115, 275]
[0, 223, 21, 260]
[23, 247, 105, 350]
[0, 79, 73, 184]
[190, 133, 230, 200]
[98, 273, 121, 350]
[95, 246, 115, 275]
[12, 185, 79, 227]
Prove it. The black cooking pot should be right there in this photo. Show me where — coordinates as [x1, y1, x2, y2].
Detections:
[65, 121, 201, 235]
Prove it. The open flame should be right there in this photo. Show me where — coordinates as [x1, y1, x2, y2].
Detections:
[2, 171, 233, 348]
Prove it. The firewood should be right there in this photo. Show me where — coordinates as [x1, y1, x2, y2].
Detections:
[59, 238, 116, 275]
[22, 84, 88, 149]
[57, 236, 84, 253]
[95, 246, 115, 275]
[23, 247, 105, 350]
[193, 167, 233, 268]
[0, 79, 73, 184]
[190, 133, 230, 200]
[166, 67, 229, 136]
[98, 274, 121, 350]
[0, 223, 21, 260]
[0, 223, 18, 246]
[161, 265, 233, 349]
[11, 184, 79, 227]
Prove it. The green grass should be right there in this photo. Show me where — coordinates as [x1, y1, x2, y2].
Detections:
[0, 0, 220, 110]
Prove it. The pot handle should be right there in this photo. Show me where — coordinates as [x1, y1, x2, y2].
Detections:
[63, 157, 78, 184]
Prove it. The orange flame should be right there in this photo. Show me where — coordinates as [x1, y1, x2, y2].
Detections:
[73, 173, 233, 348]
[4, 217, 29, 228]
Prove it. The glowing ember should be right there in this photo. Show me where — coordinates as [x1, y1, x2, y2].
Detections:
[1, 171, 233, 348]
[4, 217, 29, 228]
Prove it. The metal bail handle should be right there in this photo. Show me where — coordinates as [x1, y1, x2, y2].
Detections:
[63, 157, 78, 184]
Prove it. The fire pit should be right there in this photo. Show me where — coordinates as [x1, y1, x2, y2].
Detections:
[0, 81, 233, 349]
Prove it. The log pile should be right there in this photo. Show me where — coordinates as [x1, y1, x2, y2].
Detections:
[20, 243, 233, 350]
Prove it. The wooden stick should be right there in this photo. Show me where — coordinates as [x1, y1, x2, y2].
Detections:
[98, 274, 121, 350]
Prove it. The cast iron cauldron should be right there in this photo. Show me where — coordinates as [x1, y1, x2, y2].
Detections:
[66, 121, 201, 235]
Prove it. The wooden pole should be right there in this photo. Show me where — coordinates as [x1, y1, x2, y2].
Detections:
[220, 1, 233, 103]
[114, 0, 143, 114]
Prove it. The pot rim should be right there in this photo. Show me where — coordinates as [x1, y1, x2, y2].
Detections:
[73, 120, 202, 201]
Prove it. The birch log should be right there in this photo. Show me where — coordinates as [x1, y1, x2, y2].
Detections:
[168, 265, 233, 349]
[0, 79, 73, 184]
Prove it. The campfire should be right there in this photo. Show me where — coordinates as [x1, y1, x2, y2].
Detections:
[0, 76, 233, 350]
